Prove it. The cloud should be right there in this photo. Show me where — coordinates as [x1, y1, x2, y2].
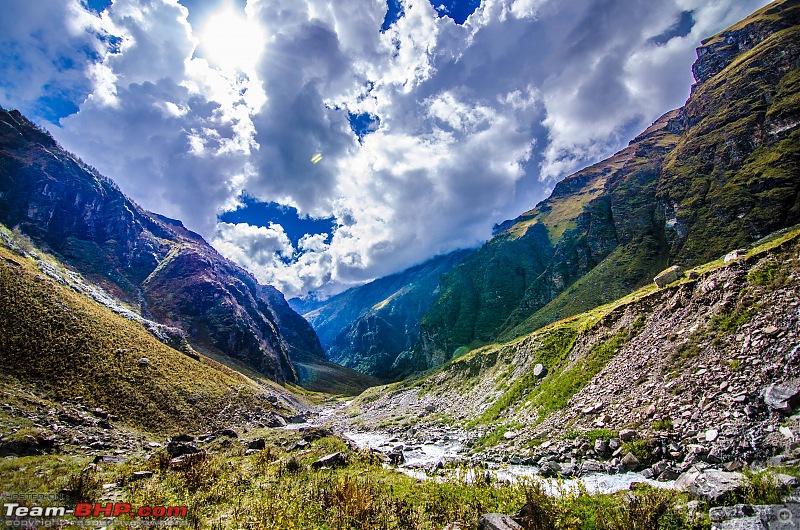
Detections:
[2, 0, 774, 298]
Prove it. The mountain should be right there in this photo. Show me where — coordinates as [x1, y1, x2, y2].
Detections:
[292, 250, 472, 380]
[0, 229, 300, 438]
[0, 107, 377, 394]
[412, 0, 800, 372]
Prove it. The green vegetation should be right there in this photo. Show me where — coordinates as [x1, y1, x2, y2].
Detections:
[621, 440, 653, 464]
[0, 435, 715, 529]
[650, 419, 673, 431]
[474, 327, 578, 425]
[563, 429, 619, 444]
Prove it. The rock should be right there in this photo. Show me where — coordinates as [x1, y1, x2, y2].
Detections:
[621, 453, 640, 471]
[539, 461, 562, 478]
[620, 429, 638, 442]
[93, 455, 124, 464]
[167, 441, 202, 456]
[503, 431, 518, 440]
[675, 466, 744, 503]
[311, 452, 346, 469]
[477, 513, 524, 530]
[761, 325, 780, 336]
[442, 524, 467, 530]
[264, 414, 287, 428]
[654, 265, 684, 288]
[131, 471, 153, 480]
[172, 434, 195, 443]
[763, 383, 800, 414]
[138, 357, 150, 367]
[706, 429, 719, 442]
[286, 414, 307, 424]
[769, 473, 799, 488]
[594, 439, 609, 454]
[579, 460, 604, 475]
[533, 364, 548, 378]
[657, 468, 681, 481]
[266, 395, 279, 404]
[780, 426, 794, 439]
[609, 438, 620, 451]
[216, 428, 238, 438]
[247, 438, 266, 450]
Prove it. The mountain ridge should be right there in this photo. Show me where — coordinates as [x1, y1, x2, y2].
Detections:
[409, 0, 800, 373]
[0, 106, 377, 394]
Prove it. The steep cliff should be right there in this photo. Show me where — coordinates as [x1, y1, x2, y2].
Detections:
[415, 0, 800, 370]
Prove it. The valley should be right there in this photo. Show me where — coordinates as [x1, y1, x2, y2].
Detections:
[1, 0, 800, 528]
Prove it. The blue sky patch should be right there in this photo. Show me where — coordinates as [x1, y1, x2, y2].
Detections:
[83, 0, 112, 13]
[348, 112, 380, 142]
[219, 195, 335, 248]
[431, 0, 481, 25]
[650, 11, 695, 46]
[382, 0, 405, 32]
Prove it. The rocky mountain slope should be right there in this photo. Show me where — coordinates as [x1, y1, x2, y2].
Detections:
[0, 230, 306, 452]
[413, 0, 800, 374]
[0, 107, 376, 394]
[292, 250, 471, 380]
[340, 224, 800, 486]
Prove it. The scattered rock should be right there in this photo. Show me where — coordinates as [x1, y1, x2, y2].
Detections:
[477, 513, 524, 530]
[138, 357, 150, 367]
[654, 265, 684, 288]
[533, 364, 548, 378]
[311, 452, 346, 469]
[621, 453, 640, 471]
[130, 471, 153, 481]
[763, 383, 800, 415]
[172, 434, 195, 443]
[620, 429, 638, 442]
[675, 466, 744, 503]
[706, 429, 719, 442]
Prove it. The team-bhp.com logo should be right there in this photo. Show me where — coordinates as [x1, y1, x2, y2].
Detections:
[3, 498, 188, 528]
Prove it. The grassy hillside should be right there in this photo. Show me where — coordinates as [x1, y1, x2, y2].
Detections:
[413, 1, 800, 371]
[0, 241, 281, 435]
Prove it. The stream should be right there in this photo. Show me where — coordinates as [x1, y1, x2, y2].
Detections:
[342, 430, 677, 495]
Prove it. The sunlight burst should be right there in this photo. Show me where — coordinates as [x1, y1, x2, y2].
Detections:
[199, 8, 265, 72]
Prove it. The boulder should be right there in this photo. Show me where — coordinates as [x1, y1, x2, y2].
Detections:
[533, 364, 548, 378]
[621, 453, 640, 471]
[477, 514, 524, 530]
[166, 441, 202, 456]
[763, 383, 800, 414]
[247, 438, 266, 450]
[311, 452, 346, 469]
[619, 429, 638, 442]
[675, 466, 744, 503]
[216, 428, 239, 438]
[654, 266, 684, 288]
[594, 439, 609, 455]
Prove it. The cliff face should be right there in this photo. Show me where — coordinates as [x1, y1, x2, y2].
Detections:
[415, 0, 800, 370]
[0, 107, 373, 392]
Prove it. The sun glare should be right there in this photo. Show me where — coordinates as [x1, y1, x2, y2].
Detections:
[199, 8, 265, 72]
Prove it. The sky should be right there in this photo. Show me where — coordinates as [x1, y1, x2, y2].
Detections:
[0, 0, 772, 298]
